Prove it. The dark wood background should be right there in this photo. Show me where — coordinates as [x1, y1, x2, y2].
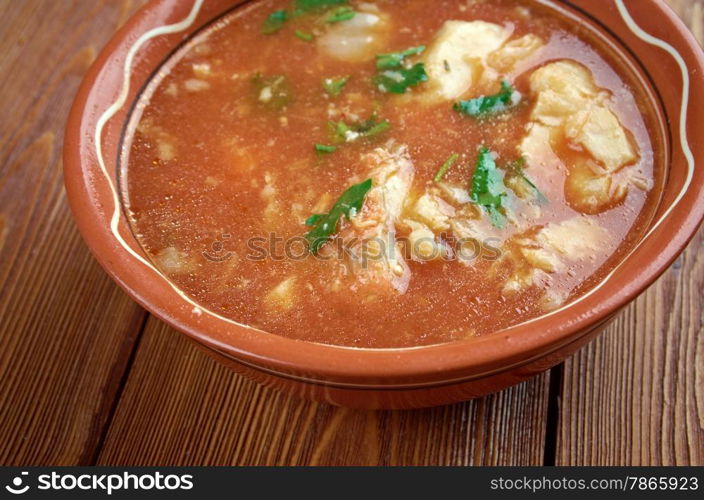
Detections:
[0, 0, 702, 466]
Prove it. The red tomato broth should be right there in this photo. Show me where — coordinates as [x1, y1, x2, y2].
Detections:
[122, 0, 664, 348]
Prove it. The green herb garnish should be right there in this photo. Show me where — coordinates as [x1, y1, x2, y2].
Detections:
[295, 0, 347, 13]
[305, 179, 373, 254]
[376, 46, 426, 70]
[374, 63, 428, 94]
[454, 80, 519, 118]
[470, 147, 507, 228]
[373, 46, 428, 94]
[322, 76, 349, 96]
[356, 116, 391, 137]
[295, 29, 314, 41]
[326, 6, 356, 22]
[433, 153, 459, 182]
[329, 114, 391, 143]
[252, 73, 292, 110]
[330, 120, 351, 142]
[315, 144, 337, 154]
[506, 157, 548, 204]
[261, 10, 289, 34]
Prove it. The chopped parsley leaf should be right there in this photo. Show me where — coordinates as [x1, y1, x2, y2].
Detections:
[315, 144, 337, 154]
[454, 80, 520, 118]
[326, 6, 356, 22]
[357, 117, 391, 137]
[322, 76, 349, 96]
[261, 10, 289, 34]
[294, 30, 314, 41]
[374, 46, 428, 94]
[374, 63, 428, 94]
[376, 46, 426, 70]
[305, 179, 373, 254]
[470, 147, 507, 228]
[329, 114, 391, 143]
[295, 0, 347, 13]
[330, 120, 350, 142]
[433, 153, 459, 182]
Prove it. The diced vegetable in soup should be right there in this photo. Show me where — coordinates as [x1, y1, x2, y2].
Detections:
[123, 0, 662, 348]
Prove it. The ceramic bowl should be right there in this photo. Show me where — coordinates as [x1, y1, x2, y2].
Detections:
[64, 0, 704, 409]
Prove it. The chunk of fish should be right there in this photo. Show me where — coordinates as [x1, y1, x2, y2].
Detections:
[499, 216, 611, 301]
[420, 21, 510, 102]
[488, 34, 544, 73]
[407, 192, 455, 232]
[529, 61, 601, 126]
[338, 142, 415, 293]
[403, 219, 449, 261]
[419, 21, 544, 103]
[565, 105, 637, 172]
[317, 6, 389, 62]
[524, 61, 642, 214]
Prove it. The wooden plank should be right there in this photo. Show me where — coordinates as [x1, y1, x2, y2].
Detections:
[554, 0, 704, 466]
[666, 0, 704, 45]
[0, 0, 148, 465]
[557, 227, 704, 465]
[97, 318, 551, 465]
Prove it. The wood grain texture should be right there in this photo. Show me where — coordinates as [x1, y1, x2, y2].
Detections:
[97, 318, 551, 465]
[555, 0, 704, 466]
[0, 0, 148, 465]
[666, 0, 704, 45]
[557, 227, 704, 465]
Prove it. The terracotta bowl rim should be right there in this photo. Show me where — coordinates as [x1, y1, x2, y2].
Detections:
[63, 0, 704, 387]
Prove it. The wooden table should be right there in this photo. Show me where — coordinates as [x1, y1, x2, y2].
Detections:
[1, 0, 702, 466]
